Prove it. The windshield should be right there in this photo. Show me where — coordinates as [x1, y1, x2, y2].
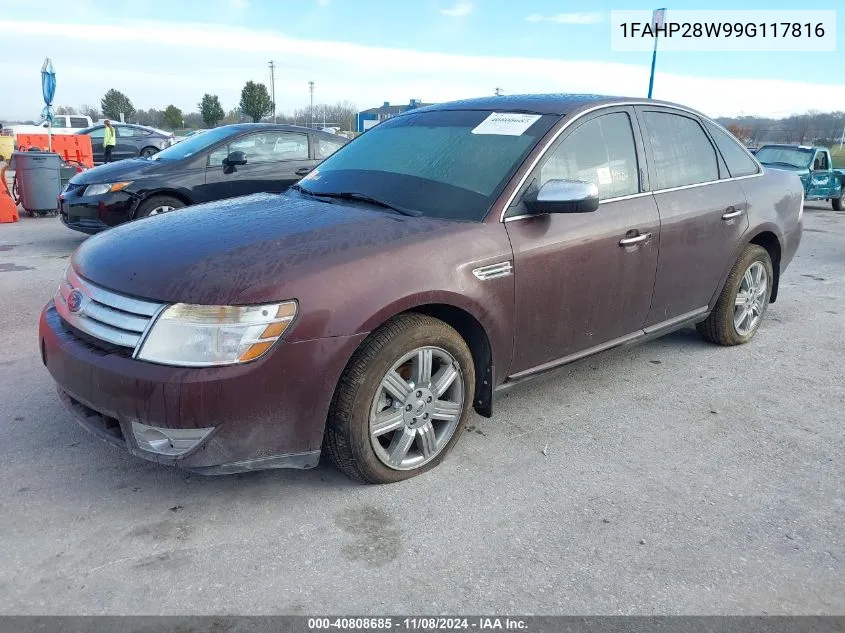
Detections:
[755, 146, 812, 169]
[150, 126, 235, 161]
[296, 109, 556, 221]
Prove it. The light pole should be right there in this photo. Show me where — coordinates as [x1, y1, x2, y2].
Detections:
[308, 81, 315, 129]
[647, 8, 666, 99]
[268, 60, 276, 123]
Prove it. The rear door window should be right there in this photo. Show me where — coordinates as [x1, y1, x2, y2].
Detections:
[70, 117, 89, 128]
[641, 111, 719, 189]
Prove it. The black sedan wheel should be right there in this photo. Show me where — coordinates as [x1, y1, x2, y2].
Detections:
[140, 147, 159, 158]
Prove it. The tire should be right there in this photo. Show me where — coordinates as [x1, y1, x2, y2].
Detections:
[140, 146, 158, 158]
[833, 196, 843, 211]
[697, 244, 774, 346]
[134, 195, 185, 219]
[324, 313, 475, 484]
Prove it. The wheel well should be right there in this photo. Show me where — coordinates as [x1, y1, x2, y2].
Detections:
[140, 146, 159, 155]
[411, 304, 494, 418]
[749, 231, 782, 303]
[135, 190, 191, 218]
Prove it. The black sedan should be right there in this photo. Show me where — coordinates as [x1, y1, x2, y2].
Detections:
[59, 124, 348, 234]
[76, 123, 174, 163]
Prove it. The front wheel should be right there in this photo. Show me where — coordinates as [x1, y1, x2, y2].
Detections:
[697, 244, 773, 346]
[833, 196, 843, 211]
[324, 313, 475, 484]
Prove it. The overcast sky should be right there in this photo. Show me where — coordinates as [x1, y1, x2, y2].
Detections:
[1, 0, 843, 121]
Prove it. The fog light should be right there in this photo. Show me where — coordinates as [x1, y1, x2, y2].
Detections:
[131, 421, 214, 456]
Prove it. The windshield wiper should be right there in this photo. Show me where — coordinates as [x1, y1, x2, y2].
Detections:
[292, 186, 420, 217]
[762, 161, 802, 168]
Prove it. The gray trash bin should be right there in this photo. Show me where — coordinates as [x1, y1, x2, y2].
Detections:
[9, 151, 62, 214]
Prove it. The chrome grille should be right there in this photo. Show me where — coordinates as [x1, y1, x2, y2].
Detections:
[55, 267, 164, 352]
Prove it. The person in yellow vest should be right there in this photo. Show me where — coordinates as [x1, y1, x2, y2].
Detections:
[103, 120, 116, 163]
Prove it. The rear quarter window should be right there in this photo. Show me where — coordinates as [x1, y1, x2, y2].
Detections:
[704, 121, 760, 178]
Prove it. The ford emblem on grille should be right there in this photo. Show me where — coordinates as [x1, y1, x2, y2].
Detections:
[67, 289, 86, 314]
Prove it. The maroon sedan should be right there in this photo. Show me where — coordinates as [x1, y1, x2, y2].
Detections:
[39, 94, 803, 483]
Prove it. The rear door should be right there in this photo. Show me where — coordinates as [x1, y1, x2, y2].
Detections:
[636, 107, 751, 326]
[85, 127, 105, 164]
[115, 126, 141, 160]
[505, 107, 660, 373]
[204, 130, 313, 200]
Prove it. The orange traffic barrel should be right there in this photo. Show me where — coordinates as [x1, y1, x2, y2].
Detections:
[0, 164, 19, 223]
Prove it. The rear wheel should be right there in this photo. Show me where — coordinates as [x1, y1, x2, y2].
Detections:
[134, 195, 185, 219]
[140, 146, 158, 158]
[324, 313, 475, 484]
[697, 244, 773, 346]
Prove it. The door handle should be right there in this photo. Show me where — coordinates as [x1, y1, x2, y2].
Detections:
[619, 232, 652, 247]
[295, 167, 312, 176]
[722, 207, 743, 220]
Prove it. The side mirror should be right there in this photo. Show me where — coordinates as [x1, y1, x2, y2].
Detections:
[524, 179, 600, 215]
[223, 150, 247, 167]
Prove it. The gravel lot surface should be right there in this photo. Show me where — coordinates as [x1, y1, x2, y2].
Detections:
[0, 203, 842, 615]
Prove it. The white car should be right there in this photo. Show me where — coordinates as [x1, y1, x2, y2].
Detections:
[10, 114, 94, 136]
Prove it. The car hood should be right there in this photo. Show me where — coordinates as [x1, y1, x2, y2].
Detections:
[70, 158, 171, 184]
[71, 192, 460, 305]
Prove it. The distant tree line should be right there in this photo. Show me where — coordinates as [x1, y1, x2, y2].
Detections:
[718, 111, 845, 147]
[51, 82, 358, 132]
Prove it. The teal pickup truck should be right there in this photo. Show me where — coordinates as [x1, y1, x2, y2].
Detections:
[755, 144, 844, 210]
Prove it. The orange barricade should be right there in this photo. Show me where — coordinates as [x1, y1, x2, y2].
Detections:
[0, 164, 20, 223]
[14, 134, 94, 168]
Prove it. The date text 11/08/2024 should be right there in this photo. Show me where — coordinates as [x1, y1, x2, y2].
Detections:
[307, 618, 529, 630]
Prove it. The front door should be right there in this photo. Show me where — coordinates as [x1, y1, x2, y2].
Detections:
[809, 149, 835, 199]
[505, 108, 660, 375]
[203, 131, 317, 201]
[636, 107, 750, 325]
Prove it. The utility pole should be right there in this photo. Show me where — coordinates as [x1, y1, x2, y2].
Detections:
[308, 81, 315, 129]
[268, 60, 276, 123]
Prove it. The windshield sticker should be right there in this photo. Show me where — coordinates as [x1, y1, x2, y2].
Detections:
[471, 113, 542, 136]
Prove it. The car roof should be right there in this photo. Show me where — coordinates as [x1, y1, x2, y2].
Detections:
[218, 123, 341, 138]
[408, 93, 706, 117]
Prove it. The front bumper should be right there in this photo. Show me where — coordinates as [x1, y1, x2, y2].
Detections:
[39, 303, 367, 474]
[59, 190, 139, 234]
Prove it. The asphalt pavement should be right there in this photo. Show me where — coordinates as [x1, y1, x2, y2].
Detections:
[0, 203, 842, 615]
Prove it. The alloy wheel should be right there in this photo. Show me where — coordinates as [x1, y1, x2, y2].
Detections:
[733, 261, 768, 336]
[369, 346, 464, 471]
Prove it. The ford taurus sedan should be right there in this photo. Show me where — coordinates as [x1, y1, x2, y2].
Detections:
[39, 94, 803, 484]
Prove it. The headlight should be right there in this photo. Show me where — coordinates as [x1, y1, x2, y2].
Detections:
[137, 301, 297, 367]
[84, 182, 132, 196]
